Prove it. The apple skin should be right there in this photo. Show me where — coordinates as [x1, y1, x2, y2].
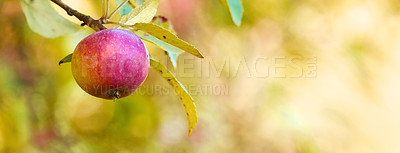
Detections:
[71, 29, 149, 100]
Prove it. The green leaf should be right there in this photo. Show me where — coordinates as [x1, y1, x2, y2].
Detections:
[228, 0, 244, 26]
[150, 57, 197, 135]
[150, 16, 181, 68]
[140, 34, 183, 67]
[58, 53, 73, 65]
[138, 34, 180, 55]
[117, 0, 133, 16]
[122, 0, 159, 25]
[166, 52, 180, 68]
[20, 0, 80, 38]
[135, 23, 203, 58]
[135, 23, 183, 68]
[134, 16, 182, 68]
[219, 0, 244, 26]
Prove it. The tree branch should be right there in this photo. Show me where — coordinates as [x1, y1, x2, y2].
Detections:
[50, 0, 107, 31]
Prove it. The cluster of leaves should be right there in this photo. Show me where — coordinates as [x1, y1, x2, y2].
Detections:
[20, 0, 243, 136]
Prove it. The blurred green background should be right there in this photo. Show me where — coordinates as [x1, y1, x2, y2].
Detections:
[2, 0, 400, 152]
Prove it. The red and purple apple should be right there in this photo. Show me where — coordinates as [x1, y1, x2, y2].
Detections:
[71, 29, 149, 100]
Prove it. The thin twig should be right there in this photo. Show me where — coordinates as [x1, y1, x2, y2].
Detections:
[50, 0, 107, 31]
[104, 21, 138, 30]
[106, 0, 110, 18]
[108, 0, 129, 20]
[128, 0, 137, 8]
[104, 21, 133, 27]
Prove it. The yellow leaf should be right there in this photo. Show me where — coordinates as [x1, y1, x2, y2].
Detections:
[20, 0, 80, 38]
[150, 57, 198, 135]
[122, 0, 160, 25]
[135, 23, 204, 58]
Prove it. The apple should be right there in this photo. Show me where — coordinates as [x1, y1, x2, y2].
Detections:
[71, 29, 149, 100]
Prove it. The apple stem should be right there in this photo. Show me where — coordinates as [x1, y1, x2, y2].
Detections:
[111, 90, 120, 102]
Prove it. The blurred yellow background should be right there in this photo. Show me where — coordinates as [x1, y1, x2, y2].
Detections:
[1, 0, 400, 152]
